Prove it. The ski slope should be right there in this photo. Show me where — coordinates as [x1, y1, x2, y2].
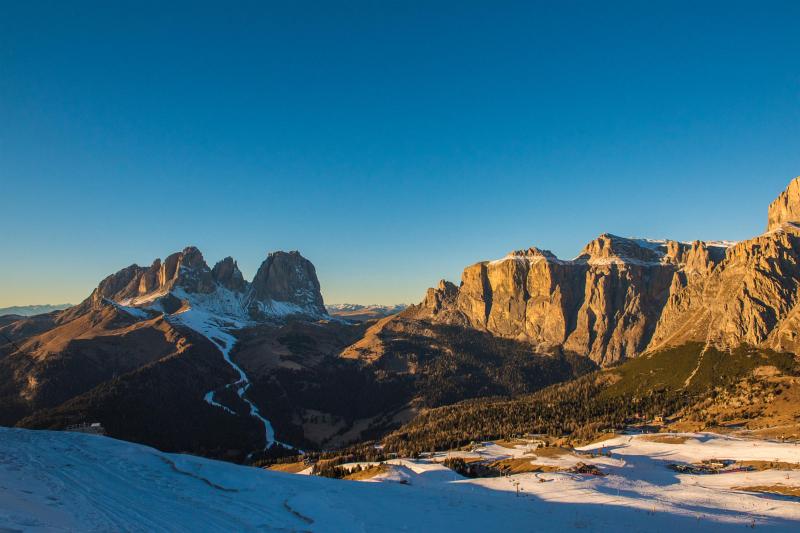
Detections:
[2, 428, 800, 532]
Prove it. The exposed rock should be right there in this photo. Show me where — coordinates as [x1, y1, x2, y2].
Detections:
[767, 176, 800, 231]
[389, 177, 800, 365]
[456, 262, 492, 327]
[249, 251, 326, 318]
[406, 236, 718, 364]
[211, 257, 246, 292]
[651, 223, 800, 353]
[422, 280, 458, 314]
[161, 247, 216, 294]
[67, 248, 327, 324]
[96, 265, 146, 300]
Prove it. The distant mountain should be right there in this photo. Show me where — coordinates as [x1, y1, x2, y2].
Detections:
[0, 304, 72, 317]
[326, 303, 407, 322]
[352, 176, 800, 366]
[67, 246, 328, 323]
[1, 247, 335, 457]
[2, 246, 589, 458]
[7, 176, 800, 463]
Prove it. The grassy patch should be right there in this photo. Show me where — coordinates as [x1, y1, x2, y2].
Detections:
[490, 458, 561, 474]
[533, 446, 571, 458]
[735, 460, 800, 471]
[585, 433, 620, 446]
[734, 485, 800, 498]
[267, 461, 309, 473]
[344, 464, 389, 481]
[599, 343, 705, 399]
[493, 438, 534, 450]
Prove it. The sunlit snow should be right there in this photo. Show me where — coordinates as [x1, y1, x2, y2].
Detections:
[2, 428, 800, 531]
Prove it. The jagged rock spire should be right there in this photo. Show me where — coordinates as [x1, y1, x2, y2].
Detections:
[75, 247, 327, 322]
[767, 176, 800, 232]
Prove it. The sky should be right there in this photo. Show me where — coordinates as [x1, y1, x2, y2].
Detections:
[1, 1, 799, 307]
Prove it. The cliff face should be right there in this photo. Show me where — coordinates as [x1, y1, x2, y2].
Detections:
[66, 247, 327, 322]
[407, 237, 729, 365]
[249, 251, 326, 318]
[401, 177, 800, 365]
[767, 176, 800, 232]
[650, 223, 800, 353]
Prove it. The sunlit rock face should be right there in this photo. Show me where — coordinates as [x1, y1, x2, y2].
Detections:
[66, 246, 327, 324]
[768, 176, 800, 232]
[401, 177, 800, 365]
[248, 251, 326, 319]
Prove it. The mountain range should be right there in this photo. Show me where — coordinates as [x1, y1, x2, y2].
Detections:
[326, 303, 408, 322]
[0, 304, 72, 317]
[2, 176, 800, 459]
[351, 177, 800, 367]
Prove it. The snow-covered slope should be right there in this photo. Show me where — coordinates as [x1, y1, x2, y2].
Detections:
[2, 428, 799, 532]
[168, 303, 285, 449]
[92, 248, 330, 449]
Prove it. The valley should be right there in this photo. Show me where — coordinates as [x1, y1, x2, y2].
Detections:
[3, 177, 800, 529]
[5, 4, 799, 529]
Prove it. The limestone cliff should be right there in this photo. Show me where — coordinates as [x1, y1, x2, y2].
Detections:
[249, 251, 326, 318]
[394, 177, 800, 365]
[67, 247, 327, 323]
[405, 236, 729, 365]
[650, 223, 800, 353]
[768, 176, 800, 232]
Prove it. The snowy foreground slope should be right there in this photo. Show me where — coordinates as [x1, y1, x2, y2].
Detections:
[2, 428, 800, 532]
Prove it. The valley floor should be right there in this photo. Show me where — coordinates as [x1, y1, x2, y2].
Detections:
[2, 427, 800, 532]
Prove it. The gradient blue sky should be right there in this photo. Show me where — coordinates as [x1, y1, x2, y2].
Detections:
[2, 1, 799, 307]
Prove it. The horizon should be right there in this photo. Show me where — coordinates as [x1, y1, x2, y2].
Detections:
[1, 175, 796, 308]
[3, 1, 800, 307]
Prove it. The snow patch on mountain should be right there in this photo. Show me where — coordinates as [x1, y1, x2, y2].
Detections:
[103, 298, 151, 319]
[326, 303, 408, 314]
[491, 236, 740, 268]
[167, 302, 285, 448]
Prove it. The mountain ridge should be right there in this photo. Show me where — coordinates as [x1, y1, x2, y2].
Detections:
[349, 176, 800, 366]
[4, 176, 800, 461]
[66, 246, 328, 324]
[0, 304, 73, 317]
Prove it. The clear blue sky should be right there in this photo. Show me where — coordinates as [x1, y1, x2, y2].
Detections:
[1, 1, 799, 307]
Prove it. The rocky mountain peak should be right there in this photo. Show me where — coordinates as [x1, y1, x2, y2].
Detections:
[576, 234, 667, 265]
[507, 247, 559, 262]
[179, 246, 208, 270]
[395, 175, 800, 365]
[159, 246, 215, 294]
[249, 251, 326, 318]
[211, 257, 246, 292]
[74, 247, 327, 324]
[92, 264, 146, 305]
[768, 176, 800, 232]
[422, 280, 459, 313]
